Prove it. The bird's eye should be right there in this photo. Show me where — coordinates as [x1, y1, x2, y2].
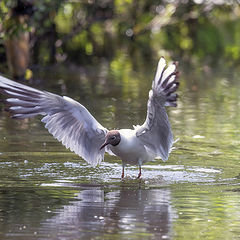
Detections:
[111, 136, 116, 140]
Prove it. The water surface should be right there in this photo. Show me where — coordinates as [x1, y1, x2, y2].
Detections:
[0, 58, 240, 239]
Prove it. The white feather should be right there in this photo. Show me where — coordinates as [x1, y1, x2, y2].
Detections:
[0, 75, 109, 166]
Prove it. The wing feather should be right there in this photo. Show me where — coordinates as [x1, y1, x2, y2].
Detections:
[0, 75, 109, 166]
[136, 57, 179, 161]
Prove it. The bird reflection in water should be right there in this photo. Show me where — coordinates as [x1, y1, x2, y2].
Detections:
[40, 185, 174, 239]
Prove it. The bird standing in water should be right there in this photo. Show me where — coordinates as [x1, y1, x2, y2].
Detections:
[0, 57, 179, 178]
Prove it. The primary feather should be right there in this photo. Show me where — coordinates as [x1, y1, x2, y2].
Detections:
[0, 76, 108, 166]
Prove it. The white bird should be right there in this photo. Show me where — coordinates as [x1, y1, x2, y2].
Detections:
[0, 57, 179, 178]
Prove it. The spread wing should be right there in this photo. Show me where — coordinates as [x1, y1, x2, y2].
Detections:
[0, 75, 109, 166]
[136, 57, 179, 161]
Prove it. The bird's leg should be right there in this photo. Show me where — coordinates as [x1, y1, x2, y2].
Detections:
[137, 166, 141, 179]
[121, 164, 125, 179]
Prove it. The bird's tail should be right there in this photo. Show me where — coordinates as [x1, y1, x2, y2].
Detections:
[152, 57, 180, 107]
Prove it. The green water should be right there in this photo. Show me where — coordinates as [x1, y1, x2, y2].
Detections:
[0, 59, 240, 240]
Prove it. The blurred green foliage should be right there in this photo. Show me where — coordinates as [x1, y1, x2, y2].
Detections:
[0, 0, 240, 68]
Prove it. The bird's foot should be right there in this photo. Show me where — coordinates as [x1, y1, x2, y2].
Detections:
[136, 173, 141, 179]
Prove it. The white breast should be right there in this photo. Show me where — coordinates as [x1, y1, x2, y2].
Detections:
[110, 129, 155, 166]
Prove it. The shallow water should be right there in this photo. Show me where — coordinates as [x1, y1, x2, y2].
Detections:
[0, 58, 240, 239]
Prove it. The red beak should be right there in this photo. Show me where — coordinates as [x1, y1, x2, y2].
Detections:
[100, 141, 109, 150]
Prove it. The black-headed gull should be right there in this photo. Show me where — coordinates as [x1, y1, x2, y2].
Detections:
[0, 57, 179, 178]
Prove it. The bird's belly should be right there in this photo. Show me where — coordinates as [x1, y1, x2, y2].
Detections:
[110, 139, 153, 166]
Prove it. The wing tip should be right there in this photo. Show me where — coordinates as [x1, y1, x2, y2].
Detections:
[153, 56, 180, 107]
